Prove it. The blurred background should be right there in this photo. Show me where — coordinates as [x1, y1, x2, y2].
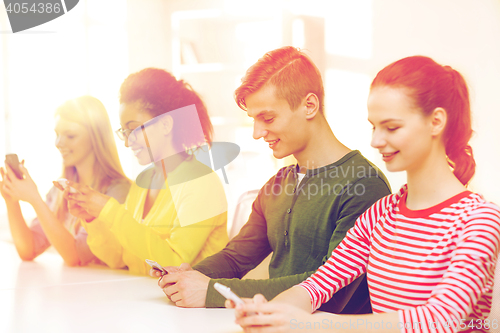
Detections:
[1, 0, 499, 232]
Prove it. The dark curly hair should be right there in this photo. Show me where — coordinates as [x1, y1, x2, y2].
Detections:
[119, 68, 213, 151]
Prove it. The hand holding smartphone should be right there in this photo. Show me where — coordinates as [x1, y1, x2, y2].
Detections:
[5, 154, 23, 179]
[145, 259, 168, 276]
[56, 178, 81, 194]
[214, 282, 246, 306]
[214, 282, 258, 316]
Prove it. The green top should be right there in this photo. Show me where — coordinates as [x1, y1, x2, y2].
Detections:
[194, 150, 391, 311]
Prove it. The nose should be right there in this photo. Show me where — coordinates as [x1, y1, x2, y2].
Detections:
[370, 128, 386, 149]
[55, 135, 63, 148]
[124, 135, 131, 148]
[253, 122, 269, 140]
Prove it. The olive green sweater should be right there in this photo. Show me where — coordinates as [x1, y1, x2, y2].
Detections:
[194, 151, 391, 312]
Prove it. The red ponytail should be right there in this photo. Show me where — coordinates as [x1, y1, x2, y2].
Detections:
[371, 56, 475, 185]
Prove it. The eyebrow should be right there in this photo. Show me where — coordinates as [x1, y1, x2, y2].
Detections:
[367, 118, 403, 125]
[124, 120, 141, 128]
[54, 129, 76, 134]
[54, 127, 77, 133]
[248, 110, 275, 118]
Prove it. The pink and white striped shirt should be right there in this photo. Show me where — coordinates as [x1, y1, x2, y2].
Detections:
[299, 186, 500, 333]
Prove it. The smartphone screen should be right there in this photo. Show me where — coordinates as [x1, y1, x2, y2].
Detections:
[5, 154, 23, 179]
[214, 283, 245, 305]
[214, 283, 257, 315]
[145, 259, 168, 275]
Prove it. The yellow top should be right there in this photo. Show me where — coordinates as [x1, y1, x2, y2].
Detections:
[83, 158, 228, 275]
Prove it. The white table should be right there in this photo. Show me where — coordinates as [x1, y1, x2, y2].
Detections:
[2, 232, 499, 333]
[0, 241, 243, 333]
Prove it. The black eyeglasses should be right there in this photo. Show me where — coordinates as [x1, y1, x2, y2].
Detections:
[115, 117, 161, 142]
[115, 128, 136, 141]
[115, 128, 134, 141]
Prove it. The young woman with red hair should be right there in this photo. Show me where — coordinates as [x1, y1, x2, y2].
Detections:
[230, 56, 500, 333]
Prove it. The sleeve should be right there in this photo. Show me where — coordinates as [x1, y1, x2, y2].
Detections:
[193, 191, 272, 278]
[29, 187, 58, 257]
[104, 180, 131, 204]
[397, 204, 500, 333]
[194, 189, 274, 307]
[80, 180, 131, 268]
[201, 176, 391, 308]
[91, 173, 227, 274]
[299, 195, 389, 312]
[82, 215, 126, 269]
[320, 176, 391, 262]
[93, 200, 226, 272]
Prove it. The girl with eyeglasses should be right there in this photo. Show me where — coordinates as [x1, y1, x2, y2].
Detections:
[229, 56, 500, 333]
[0, 96, 130, 266]
[56, 68, 228, 275]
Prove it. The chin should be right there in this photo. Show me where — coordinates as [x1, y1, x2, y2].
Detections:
[136, 156, 152, 165]
[61, 158, 75, 167]
[272, 151, 283, 159]
[384, 163, 405, 173]
[136, 152, 157, 165]
[272, 150, 291, 160]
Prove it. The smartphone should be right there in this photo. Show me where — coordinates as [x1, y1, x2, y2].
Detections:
[56, 178, 81, 194]
[214, 283, 246, 307]
[145, 259, 168, 276]
[5, 154, 23, 179]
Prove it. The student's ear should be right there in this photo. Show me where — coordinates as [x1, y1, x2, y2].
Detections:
[303, 93, 320, 120]
[159, 114, 174, 136]
[430, 107, 447, 137]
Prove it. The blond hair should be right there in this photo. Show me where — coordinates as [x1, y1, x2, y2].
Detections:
[54, 96, 130, 220]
